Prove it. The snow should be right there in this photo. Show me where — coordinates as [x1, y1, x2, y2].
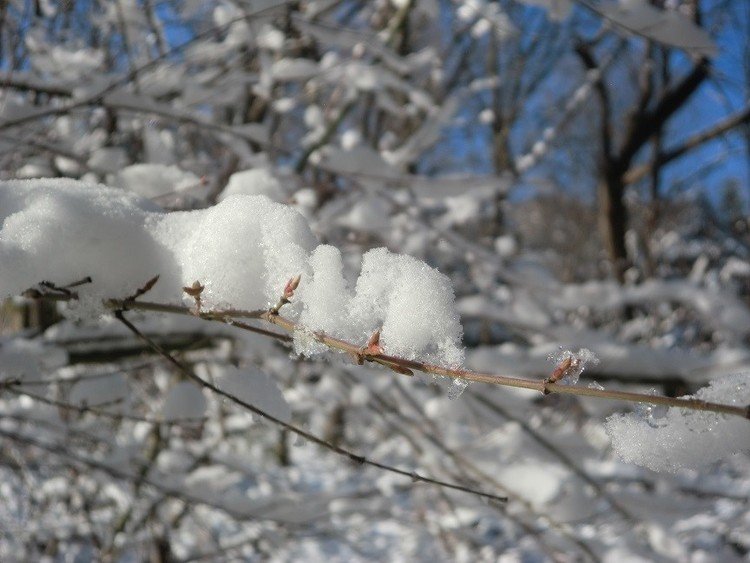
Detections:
[353, 248, 464, 365]
[598, 0, 716, 56]
[114, 164, 202, 200]
[256, 24, 285, 51]
[0, 339, 67, 384]
[0, 179, 465, 367]
[87, 147, 128, 173]
[551, 279, 750, 339]
[520, 0, 572, 21]
[29, 43, 104, 83]
[605, 373, 750, 472]
[297, 246, 352, 338]
[456, 0, 516, 38]
[218, 168, 288, 202]
[159, 195, 317, 311]
[270, 58, 320, 81]
[295, 246, 465, 367]
[0, 179, 168, 307]
[143, 127, 177, 165]
[215, 365, 292, 424]
[15, 158, 54, 179]
[162, 381, 207, 422]
[69, 373, 128, 410]
[3, 2, 750, 560]
[335, 195, 392, 233]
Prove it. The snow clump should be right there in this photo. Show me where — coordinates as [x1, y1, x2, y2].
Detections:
[297, 246, 465, 366]
[0, 178, 465, 368]
[605, 373, 750, 472]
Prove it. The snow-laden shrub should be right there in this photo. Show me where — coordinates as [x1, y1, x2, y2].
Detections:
[0, 178, 464, 367]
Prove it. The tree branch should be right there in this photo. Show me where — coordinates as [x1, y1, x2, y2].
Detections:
[618, 58, 709, 168]
[31, 291, 750, 419]
[112, 308, 510, 504]
[575, 41, 614, 162]
[625, 103, 750, 185]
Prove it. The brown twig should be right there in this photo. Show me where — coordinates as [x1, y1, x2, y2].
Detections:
[33, 291, 750, 420]
[112, 308, 509, 504]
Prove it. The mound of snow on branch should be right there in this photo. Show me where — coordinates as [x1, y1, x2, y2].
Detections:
[297, 246, 464, 366]
[0, 179, 464, 367]
[605, 373, 750, 472]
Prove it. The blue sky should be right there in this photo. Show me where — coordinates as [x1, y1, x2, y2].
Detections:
[421, 1, 748, 212]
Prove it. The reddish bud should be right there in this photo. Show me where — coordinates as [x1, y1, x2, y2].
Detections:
[548, 356, 578, 383]
[364, 329, 384, 355]
[283, 274, 302, 299]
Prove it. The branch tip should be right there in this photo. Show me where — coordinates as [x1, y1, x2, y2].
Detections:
[364, 328, 383, 356]
[182, 280, 204, 297]
[128, 275, 160, 301]
[182, 280, 204, 313]
[271, 274, 302, 314]
[283, 274, 302, 299]
[548, 356, 577, 384]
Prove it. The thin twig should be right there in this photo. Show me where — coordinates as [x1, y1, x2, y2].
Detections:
[0, 427, 275, 522]
[4, 385, 206, 426]
[113, 308, 509, 504]
[34, 292, 750, 420]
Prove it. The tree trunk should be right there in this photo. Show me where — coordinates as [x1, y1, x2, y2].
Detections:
[599, 168, 629, 282]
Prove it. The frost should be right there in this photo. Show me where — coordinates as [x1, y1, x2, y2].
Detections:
[447, 378, 469, 399]
[292, 325, 328, 357]
[605, 374, 750, 472]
